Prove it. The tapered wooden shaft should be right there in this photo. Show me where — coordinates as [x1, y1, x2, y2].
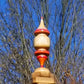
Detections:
[34, 17, 50, 67]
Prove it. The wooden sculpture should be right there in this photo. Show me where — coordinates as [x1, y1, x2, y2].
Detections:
[32, 17, 56, 84]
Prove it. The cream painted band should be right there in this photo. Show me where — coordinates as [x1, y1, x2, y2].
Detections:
[34, 34, 50, 49]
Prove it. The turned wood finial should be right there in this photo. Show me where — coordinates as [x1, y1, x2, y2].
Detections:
[32, 17, 56, 84]
[34, 17, 50, 67]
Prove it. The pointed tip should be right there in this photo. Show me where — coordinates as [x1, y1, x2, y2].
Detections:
[38, 16, 46, 29]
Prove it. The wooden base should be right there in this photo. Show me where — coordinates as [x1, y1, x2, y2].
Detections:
[37, 83, 52, 84]
[32, 68, 56, 84]
[33, 77, 55, 84]
[33, 83, 52, 84]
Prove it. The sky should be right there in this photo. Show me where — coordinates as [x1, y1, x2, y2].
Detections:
[0, 0, 84, 83]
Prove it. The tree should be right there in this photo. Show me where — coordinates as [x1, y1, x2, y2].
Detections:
[0, 0, 84, 84]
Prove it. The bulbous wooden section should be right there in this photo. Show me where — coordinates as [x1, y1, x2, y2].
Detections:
[34, 67, 50, 77]
[34, 34, 50, 50]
